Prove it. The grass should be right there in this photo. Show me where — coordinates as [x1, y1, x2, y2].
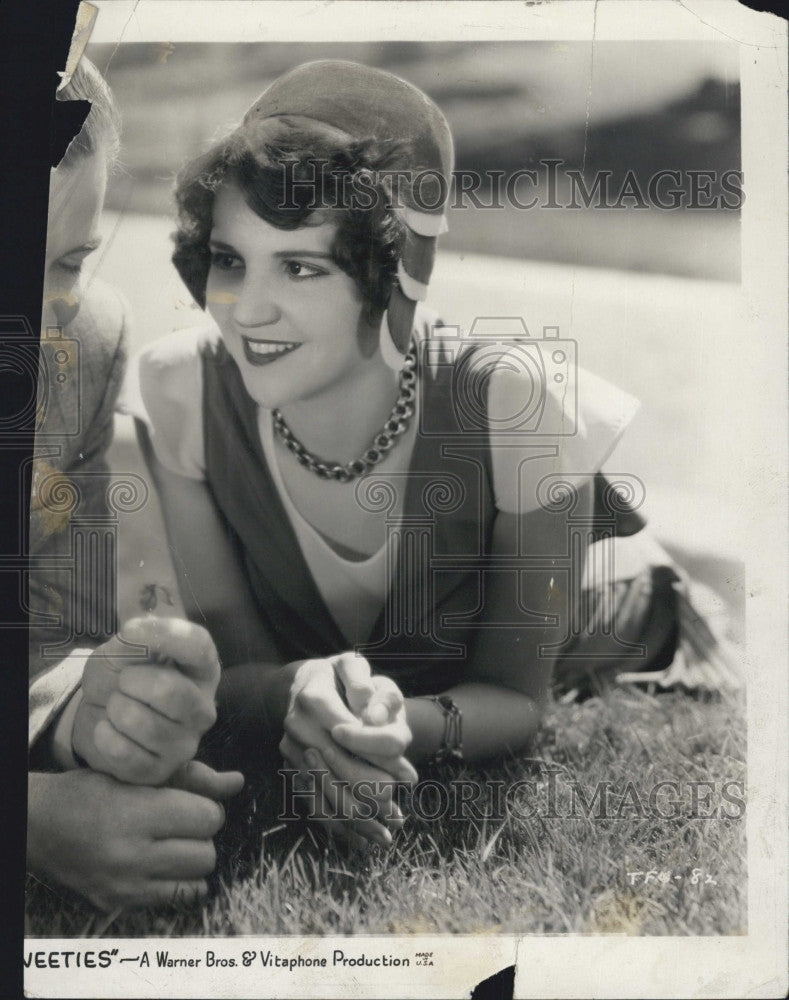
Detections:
[26, 684, 746, 938]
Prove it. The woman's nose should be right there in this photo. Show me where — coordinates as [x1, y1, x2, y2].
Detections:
[231, 277, 282, 329]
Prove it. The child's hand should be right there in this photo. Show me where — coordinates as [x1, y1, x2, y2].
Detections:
[72, 617, 220, 786]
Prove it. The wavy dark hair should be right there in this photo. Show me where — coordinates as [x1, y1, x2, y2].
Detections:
[172, 116, 410, 323]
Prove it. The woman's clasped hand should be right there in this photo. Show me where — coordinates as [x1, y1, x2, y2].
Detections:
[280, 653, 417, 849]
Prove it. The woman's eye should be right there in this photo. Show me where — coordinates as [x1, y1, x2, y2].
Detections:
[284, 260, 323, 280]
[54, 259, 83, 276]
[211, 252, 242, 271]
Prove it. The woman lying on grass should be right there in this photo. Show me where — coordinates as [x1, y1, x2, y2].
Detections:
[120, 60, 723, 850]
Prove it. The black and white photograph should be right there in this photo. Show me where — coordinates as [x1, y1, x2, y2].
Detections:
[11, 1, 787, 997]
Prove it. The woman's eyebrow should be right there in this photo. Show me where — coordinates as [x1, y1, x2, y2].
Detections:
[272, 250, 334, 260]
[207, 240, 333, 260]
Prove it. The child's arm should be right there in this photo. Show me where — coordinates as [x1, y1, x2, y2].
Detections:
[71, 616, 221, 786]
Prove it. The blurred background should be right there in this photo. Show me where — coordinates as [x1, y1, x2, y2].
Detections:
[90, 40, 741, 278]
[81, 41, 746, 625]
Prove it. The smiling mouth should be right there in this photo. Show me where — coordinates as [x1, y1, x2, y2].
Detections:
[242, 337, 303, 366]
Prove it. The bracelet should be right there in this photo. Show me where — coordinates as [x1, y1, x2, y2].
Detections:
[422, 694, 463, 766]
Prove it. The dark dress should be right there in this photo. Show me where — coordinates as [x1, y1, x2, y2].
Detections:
[197, 334, 655, 698]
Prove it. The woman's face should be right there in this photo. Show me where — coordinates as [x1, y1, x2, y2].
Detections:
[43, 152, 106, 329]
[205, 180, 379, 410]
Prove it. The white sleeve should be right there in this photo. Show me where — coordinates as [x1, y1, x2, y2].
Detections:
[118, 328, 213, 480]
[28, 649, 92, 749]
[487, 354, 640, 515]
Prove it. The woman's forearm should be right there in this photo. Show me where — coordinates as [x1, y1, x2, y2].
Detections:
[401, 494, 590, 769]
[217, 666, 544, 769]
[404, 682, 544, 767]
[215, 660, 301, 754]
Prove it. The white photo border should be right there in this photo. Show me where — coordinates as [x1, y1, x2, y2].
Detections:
[26, 2, 788, 998]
